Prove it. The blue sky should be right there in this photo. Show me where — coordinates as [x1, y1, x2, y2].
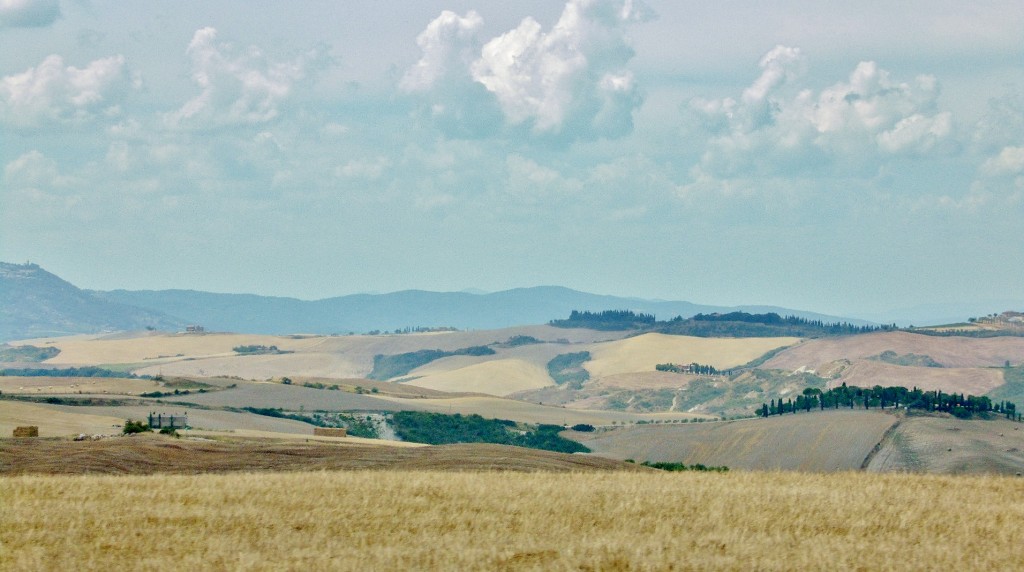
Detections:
[2, 0, 1022, 319]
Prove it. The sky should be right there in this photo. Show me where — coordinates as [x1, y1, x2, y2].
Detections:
[1, 0, 1022, 320]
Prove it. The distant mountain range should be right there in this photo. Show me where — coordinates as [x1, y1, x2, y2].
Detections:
[2, 261, 870, 341]
[0, 262, 185, 341]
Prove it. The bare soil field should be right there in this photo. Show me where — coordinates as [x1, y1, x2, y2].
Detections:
[4, 469, 1021, 571]
[867, 414, 1024, 475]
[765, 331, 1024, 371]
[573, 410, 898, 471]
[586, 333, 800, 378]
[0, 433, 641, 475]
[832, 360, 1005, 394]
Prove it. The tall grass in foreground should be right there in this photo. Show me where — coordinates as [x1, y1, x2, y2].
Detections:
[3, 471, 1023, 570]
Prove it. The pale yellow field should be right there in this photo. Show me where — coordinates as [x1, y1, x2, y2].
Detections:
[26, 332, 322, 365]
[585, 333, 801, 378]
[404, 358, 553, 396]
[0, 401, 124, 437]
[4, 470, 1022, 571]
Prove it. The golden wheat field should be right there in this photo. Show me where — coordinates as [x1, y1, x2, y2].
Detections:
[3, 470, 1023, 571]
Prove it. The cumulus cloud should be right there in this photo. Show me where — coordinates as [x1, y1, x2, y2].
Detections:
[400, 10, 483, 92]
[168, 27, 324, 127]
[404, 0, 651, 140]
[0, 0, 60, 28]
[0, 54, 133, 127]
[684, 47, 957, 194]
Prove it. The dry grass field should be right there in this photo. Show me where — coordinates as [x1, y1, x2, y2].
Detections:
[574, 410, 898, 471]
[3, 468, 1022, 571]
[585, 333, 800, 378]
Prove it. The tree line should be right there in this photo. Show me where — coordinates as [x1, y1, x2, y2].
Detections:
[758, 383, 1020, 421]
[550, 309, 897, 338]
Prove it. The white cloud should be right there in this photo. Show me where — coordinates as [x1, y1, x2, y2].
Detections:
[0, 0, 59, 28]
[167, 27, 323, 127]
[685, 47, 958, 193]
[472, 0, 649, 138]
[400, 10, 483, 92]
[0, 54, 133, 127]
[404, 0, 651, 140]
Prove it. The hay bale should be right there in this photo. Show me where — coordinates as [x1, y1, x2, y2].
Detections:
[313, 427, 347, 438]
[13, 426, 39, 438]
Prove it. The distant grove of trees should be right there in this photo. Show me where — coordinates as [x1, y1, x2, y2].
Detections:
[656, 362, 719, 375]
[549, 310, 656, 331]
[550, 309, 896, 338]
[758, 383, 1021, 421]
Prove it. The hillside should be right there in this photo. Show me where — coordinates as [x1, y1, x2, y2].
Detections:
[0, 262, 185, 341]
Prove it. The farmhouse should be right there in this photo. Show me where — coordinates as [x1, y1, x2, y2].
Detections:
[148, 412, 188, 429]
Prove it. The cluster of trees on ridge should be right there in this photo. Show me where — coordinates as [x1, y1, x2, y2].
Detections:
[656, 362, 719, 375]
[551, 310, 895, 338]
[758, 383, 1020, 421]
[390, 411, 589, 454]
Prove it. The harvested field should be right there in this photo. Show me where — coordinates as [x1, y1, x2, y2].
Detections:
[32, 332, 321, 365]
[0, 375, 163, 395]
[0, 401, 124, 437]
[831, 360, 1005, 394]
[574, 410, 897, 471]
[0, 433, 638, 475]
[867, 415, 1024, 475]
[403, 358, 553, 396]
[32, 403, 317, 435]
[765, 331, 1024, 371]
[134, 351, 364, 380]
[586, 333, 800, 378]
[170, 381, 419, 412]
[3, 469, 1022, 571]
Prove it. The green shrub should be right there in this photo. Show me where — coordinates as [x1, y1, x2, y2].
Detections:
[123, 419, 150, 434]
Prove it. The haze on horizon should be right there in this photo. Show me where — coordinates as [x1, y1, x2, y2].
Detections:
[2, 0, 1022, 320]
